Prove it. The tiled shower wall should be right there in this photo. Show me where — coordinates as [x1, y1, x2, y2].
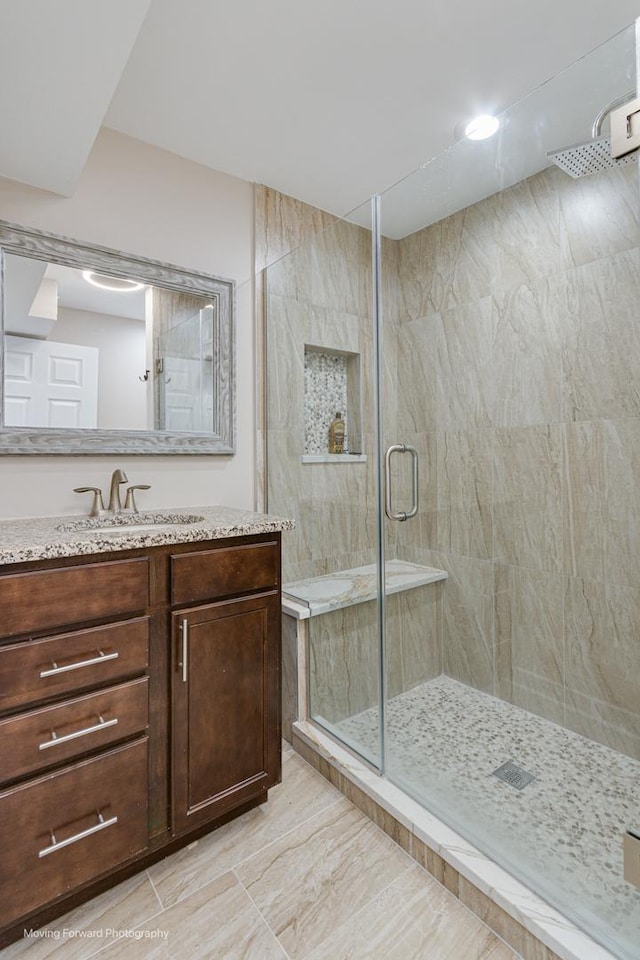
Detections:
[258, 186, 442, 720]
[260, 164, 640, 760]
[393, 162, 640, 760]
[258, 186, 378, 584]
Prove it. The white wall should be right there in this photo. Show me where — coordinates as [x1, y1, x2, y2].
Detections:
[0, 129, 256, 518]
[51, 307, 147, 430]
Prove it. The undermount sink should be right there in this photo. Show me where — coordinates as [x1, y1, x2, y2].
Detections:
[57, 513, 205, 535]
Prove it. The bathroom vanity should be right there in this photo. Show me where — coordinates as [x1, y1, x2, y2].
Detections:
[0, 506, 293, 946]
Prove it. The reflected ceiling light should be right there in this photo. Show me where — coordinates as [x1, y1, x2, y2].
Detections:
[82, 270, 145, 292]
[464, 114, 500, 141]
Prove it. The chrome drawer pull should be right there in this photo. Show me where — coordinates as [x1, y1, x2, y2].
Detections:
[180, 619, 188, 684]
[39, 650, 119, 679]
[38, 715, 119, 751]
[38, 811, 118, 858]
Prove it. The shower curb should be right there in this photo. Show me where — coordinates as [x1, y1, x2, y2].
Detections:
[292, 720, 619, 960]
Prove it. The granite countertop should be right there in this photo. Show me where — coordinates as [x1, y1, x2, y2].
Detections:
[0, 506, 295, 565]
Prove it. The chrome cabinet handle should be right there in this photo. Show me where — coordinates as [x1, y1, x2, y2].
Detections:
[180, 619, 188, 683]
[384, 444, 419, 521]
[38, 715, 118, 751]
[39, 650, 119, 679]
[38, 811, 118, 858]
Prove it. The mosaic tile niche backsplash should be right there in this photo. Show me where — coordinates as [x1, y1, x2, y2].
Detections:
[304, 350, 348, 454]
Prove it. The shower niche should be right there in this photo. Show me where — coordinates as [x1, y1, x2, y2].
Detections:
[302, 345, 364, 461]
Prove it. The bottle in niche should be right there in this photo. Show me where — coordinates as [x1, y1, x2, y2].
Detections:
[328, 412, 346, 454]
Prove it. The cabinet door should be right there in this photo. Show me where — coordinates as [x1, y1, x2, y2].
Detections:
[171, 592, 281, 835]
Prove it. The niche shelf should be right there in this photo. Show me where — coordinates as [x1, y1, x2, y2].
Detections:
[303, 345, 364, 463]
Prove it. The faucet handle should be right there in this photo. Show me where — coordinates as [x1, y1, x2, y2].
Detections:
[123, 484, 151, 514]
[74, 486, 106, 518]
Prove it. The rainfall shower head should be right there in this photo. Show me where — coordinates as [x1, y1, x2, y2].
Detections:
[547, 91, 639, 178]
[547, 136, 638, 178]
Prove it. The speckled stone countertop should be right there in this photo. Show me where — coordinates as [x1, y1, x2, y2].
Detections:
[0, 506, 295, 565]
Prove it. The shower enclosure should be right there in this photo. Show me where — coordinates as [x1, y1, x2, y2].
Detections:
[156, 305, 215, 432]
[265, 20, 640, 960]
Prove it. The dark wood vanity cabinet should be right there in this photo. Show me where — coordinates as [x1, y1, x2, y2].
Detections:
[0, 532, 282, 946]
[172, 591, 281, 834]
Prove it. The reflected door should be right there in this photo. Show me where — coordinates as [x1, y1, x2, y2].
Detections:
[4, 335, 98, 428]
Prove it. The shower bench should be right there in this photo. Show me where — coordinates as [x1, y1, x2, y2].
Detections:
[282, 558, 447, 620]
[280, 559, 447, 740]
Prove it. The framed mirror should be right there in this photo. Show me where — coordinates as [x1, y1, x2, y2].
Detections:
[0, 220, 235, 454]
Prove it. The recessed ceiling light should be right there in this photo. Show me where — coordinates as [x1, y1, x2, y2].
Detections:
[82, 270, 145, 292]
[464, 114, 500, 141]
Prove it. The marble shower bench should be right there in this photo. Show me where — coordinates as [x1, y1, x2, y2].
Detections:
[282, 559, 448, 620]
[280, 560, 448, 744]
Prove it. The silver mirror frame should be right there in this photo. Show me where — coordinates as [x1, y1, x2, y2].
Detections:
[0, 220, 235, 455]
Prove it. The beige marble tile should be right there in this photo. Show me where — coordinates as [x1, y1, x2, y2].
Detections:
[559, 162, 640, 269]
[255, 185, 338, 273]
[265, 292, 306, 432]
[561, 249, 640, 422]
[148, 750, 341, 909]
[492, 277, 562, 428]
[491, 169, 563, 288]
[399, 581, 442, 687]
[385, 590, 407, 700]
[308, 601, 379, 723]
[493, 425, 563, 574]
[441, 554, 494, 693]
[268, 427, 311, 505]
[564, 575, 640, 719]
[458, 876, 562, 960]
[234, 798, 412, 960]
[409, 836, 459, 894]
[397, 314, 440, 431]
[96, 871, 286, 960]
[301, 865, 517, 960]
[603, 417, 640, 587]
[382, 579, 441, 701]
[437, 429, 493, 560]
[436, 297, 494, 431]
[337, 777, 412, 854]
[397, 202, 495, 318]
[273, 499, 312, 583]
[564, 687, 640, 761]
[562, 420, 606, 581]
[1, 874, 162, 960]
[495, 563, 564, 724]
[303, 219, 372, 317]
[393, 431, 437, 551]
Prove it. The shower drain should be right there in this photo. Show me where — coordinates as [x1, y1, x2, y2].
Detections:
[492, 760, 536, 791]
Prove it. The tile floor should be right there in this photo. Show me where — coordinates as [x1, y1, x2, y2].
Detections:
[3, 742, 518, 960]
[337, 676, 640, 958]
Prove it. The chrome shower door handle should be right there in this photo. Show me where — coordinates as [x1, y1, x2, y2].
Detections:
[384, 444, 419, 521]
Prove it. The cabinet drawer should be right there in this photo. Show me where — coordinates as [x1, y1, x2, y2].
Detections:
[0, 677, 148, 784]
[171, 540, 279, 605]
[0, 617, 149, 713]
[0, 557, 149, 639]
[0, 738, 148, 928]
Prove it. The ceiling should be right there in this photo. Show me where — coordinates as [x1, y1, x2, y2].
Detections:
[0, 0, 639, 236]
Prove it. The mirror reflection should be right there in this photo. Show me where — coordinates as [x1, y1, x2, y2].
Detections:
[0, 220, 234, 455]
[3, 253, 218, 434]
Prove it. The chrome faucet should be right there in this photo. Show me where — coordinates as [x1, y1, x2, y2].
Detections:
[107, 469, 128, 513]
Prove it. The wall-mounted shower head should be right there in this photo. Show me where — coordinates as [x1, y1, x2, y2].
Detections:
[547, 91, 638, 178]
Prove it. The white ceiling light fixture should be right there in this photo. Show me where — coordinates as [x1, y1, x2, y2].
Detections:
[82, 270, 145, 292]
[464, 114, 500, 140]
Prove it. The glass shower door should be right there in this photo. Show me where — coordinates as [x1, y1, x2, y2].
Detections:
[265, 198, 385, 769]
[378, 18, 640, 960]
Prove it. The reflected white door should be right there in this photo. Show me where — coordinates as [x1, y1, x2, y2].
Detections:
[4, 335, 99, 428]
[162, 356, 203, 432]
